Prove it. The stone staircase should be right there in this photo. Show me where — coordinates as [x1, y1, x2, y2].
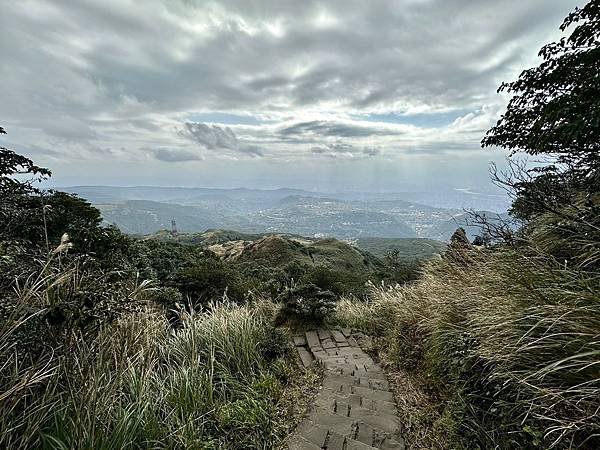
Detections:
[287, 329, 405, 450]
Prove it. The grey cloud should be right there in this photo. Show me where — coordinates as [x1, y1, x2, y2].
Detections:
[181, 123, 264, 157]
[152, 148, 203, 162]
[402, 141, 479, 156]
[0, 0, 573, 124]
[38, 117, 98, 142]
[12, 142, 62, 158]
[279, 120, 401, 139]
[182, 123, 239, 150]
[362, 147, 380, 156]
[310, 143, 381, 159]
[0, 0, 576, 188]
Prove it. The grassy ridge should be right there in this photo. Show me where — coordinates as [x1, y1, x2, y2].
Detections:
[332, 247, 600, 449]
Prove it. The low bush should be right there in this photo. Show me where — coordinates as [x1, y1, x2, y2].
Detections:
[276, 283, 337, 324]
[303, 264, 370, 298]
[171, 258, 255, 305]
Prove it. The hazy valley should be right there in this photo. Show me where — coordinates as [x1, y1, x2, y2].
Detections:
[62, 185, 510, 242]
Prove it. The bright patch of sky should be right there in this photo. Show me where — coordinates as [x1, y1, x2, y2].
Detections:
[185, 113, 268, 126]
[351, 110, 474, 128]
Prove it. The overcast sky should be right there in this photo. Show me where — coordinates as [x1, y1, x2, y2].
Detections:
[0, 0, 581, 192]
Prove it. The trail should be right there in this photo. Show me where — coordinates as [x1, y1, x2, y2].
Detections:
[288, 328, 405, 450]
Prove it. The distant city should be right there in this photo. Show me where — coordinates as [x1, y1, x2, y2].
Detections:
[62, 185, 511, 242]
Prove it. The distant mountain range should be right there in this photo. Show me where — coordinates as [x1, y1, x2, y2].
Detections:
[61, 185, 512, 242]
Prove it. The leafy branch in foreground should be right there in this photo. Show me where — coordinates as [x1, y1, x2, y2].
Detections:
[481, 1, 600, 269]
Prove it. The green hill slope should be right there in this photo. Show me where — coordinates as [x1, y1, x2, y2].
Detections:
[353, 237, 446, 259]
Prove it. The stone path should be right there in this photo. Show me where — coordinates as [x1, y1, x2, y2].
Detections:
[288, 328, 405, 450]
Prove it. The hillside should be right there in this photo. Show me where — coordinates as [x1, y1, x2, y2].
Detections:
[210, 235, 383, 271]
[97, 200, 250, 234]
[146, 228, 268, 245]
[147, 229, 444, 264]
[149, 230, 383, 270]
[353, 237, 447, 259]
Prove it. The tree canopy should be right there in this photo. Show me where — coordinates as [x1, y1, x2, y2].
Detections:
[482, 1, 599, 169]
[482, 2, 600, 269]
[482, 1, 600, 220]
[0, 126, 51, 196]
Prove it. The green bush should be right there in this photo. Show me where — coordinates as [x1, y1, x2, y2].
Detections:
[303, 265, 370, 297]
[276, 283, 337, 324]
[171, 258, 253, 305]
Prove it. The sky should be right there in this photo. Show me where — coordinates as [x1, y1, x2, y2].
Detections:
[0, 0, 582, 193]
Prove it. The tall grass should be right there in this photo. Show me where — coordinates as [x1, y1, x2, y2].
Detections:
[0, 296, 293, 449]
[332, 248, 600, 449]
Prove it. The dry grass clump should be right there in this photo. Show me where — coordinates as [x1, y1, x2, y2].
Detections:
[333, 247, 600, 449]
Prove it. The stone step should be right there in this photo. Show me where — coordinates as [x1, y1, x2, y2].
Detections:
[331, 329, 347, 343]
[294, 335, 307, 346]
[287, 330, 404, 450]
[311, 405, 399, 435]
[352, 421, 406, 450]
[321, 385, 395, 403]
[305, 330, 320, 349]
[297, 347, 314, 368]
[315, 391, 397, 414]
[318, 328, 332, 340]
[321, 359, 377, 371]
[287, 435, 321, 450]
[324, 373, 390, 391]
[322, 338, 337, 349]
[329, 366, 387, 380]
[288, 420, 379, 450]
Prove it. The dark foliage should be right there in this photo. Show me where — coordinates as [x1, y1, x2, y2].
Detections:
[171, 257, 255, 304]
[381, 249, 421, 285]
[276, 283, 337, 323]
[303, 264, 369, 297]
[482, 2, 600, 269]
[482, 2, 600, 199]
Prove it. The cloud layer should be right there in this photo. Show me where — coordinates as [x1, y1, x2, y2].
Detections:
[0, 0, 580, 189]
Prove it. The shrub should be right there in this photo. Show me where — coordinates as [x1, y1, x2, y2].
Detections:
[171, 258, 252, 305]
[302, 264, 370, 298]
[276, 283, 337, 324]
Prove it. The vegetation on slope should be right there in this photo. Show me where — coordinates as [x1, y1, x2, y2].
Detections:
[0, 124, 422, 448]
[333, 3, 600, 448]
[147, 230, 422, 300]
[2, 298, 305, 449]
[333, 245, 600, 448]
[2, 1, 598, 448]
[353, 237, 446, 259]
[0, 129, 328, 449]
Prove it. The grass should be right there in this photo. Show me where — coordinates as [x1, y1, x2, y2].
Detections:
[331, 246, 600, 449]
[0, 295, 311, 449]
